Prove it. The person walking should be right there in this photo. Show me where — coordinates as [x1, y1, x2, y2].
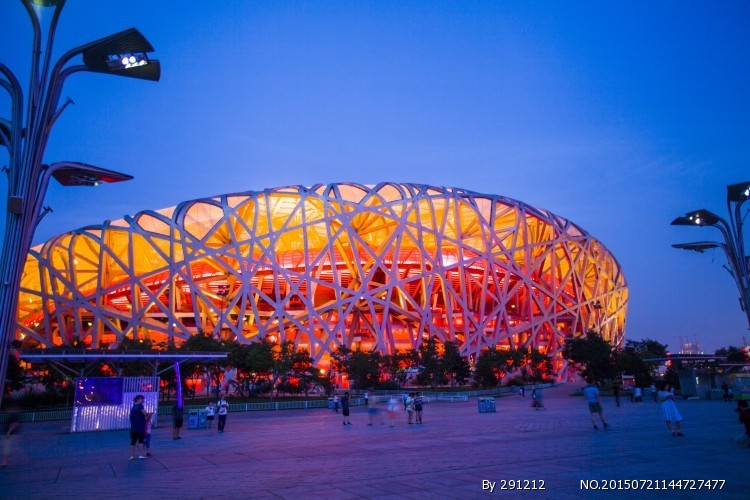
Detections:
[333, 394, 340, 414]
[658, 383, 683, 436]
[531, 388, 545, 410]
[129, 395, 149, 460]
[405, 393, 415, 424]
[519, 387, 525, 398]
[341, 392, 352, 425]
[722, 382, 731, 402]
[217, 394, 229, 433]
[143, 414, 153, 457]
[205, 402, 215, 429]
[172, 403, 183, 440]
[414, 392, 424, 424]
[582, 381, 608, 430]
[387, 397, 399, 427]
[1, 412, 20, 467]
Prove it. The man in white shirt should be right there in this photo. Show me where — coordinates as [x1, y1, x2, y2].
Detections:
[217, 395, 229, 433]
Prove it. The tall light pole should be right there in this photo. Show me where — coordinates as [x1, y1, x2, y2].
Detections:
[0, 0, 160, 406]
[671, 181, 750, 329]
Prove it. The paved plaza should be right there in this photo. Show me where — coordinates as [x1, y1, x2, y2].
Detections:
[1, 385, 747, 499]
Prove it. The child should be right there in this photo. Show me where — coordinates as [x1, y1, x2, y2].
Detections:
[144, 414, 153, 457]
[205, 402, 215, 429]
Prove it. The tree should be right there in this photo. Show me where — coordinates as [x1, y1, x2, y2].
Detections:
[562, 330, 617, 383]
[331, 346, 381, 391]
[179, 331, 230, 399]
[381, 350, 415, 388]
[474, 347, 521, 387]
[270, 341, 296, 398]
[523, 348, 553, 382]
[441, 340, 471, 387]
[716, 346, 749, 364]
[416, 338, 445, 389]
[615, 338, 668, 387]
[4, 354, 25, 396]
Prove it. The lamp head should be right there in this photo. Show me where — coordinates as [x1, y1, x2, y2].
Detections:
[674, 209, 721, 227]
[727, 181, 750, 203]
[49, 162, 133, 186]
[672, 242, 721, 253]
[81, 28, 160, 81]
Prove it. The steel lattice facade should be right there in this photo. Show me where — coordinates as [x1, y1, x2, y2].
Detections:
[15, 183, 627, 374]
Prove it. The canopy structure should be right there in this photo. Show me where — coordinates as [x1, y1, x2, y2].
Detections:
[17, 349, 227, 378]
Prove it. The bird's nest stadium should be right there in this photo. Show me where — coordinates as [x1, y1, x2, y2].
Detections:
[15, 183, 628, 376]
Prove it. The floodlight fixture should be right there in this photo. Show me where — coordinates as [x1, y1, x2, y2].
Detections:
[81, 28, 160, 81]
[672, 242, 722, 254]
[727, 181, 750, 203]
[48, 161, 133, 187]
[684, 209, 721, 227]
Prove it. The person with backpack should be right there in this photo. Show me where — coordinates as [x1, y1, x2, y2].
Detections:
[217, 394, 229, 433]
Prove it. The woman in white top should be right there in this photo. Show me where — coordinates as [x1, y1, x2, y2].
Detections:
[658, 383, 684, 437]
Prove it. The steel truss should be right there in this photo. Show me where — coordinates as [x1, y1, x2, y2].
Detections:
[15, 183, 628, 376]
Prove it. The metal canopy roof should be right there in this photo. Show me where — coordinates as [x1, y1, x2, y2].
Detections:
[18, 349, 227, 363]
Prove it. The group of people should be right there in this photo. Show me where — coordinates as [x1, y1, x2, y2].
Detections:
[333, 391, 425, 427]
[129, 393, 230, 460]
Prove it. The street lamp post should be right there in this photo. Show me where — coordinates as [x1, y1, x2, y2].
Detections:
[671, 181, 750, 329]
[0, 0, 160, 405]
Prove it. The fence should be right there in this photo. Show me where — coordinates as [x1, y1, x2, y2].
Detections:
[1, 384, 555, 424]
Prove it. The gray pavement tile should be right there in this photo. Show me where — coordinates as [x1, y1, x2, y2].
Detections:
[1, 385, 747, 499]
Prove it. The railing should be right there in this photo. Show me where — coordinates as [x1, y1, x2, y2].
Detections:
[0, 384, 555, 423]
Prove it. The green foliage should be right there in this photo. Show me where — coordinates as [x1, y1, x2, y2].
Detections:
[441, 340, 471, 387]
[562, 330, 617, 383]
[715, 345, 748, 364]
[5, 354, 26, 395]
[615, 338, 668, 387]
[523, 348, 553, 382]
[179, 331, 231, 399]
[416, 338, 445, 388]
[332, 345, 381, 391]
[474, 347, 522, 387]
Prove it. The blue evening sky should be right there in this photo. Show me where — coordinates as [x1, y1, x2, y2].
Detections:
[2, 0, 749, 352]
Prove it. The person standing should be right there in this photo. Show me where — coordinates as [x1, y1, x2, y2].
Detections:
[613, 384, 621, 407]
[519, 387, 525, 398]
[414, 392, 424, 424]
[722, 382, 730, 402]
[333, 394, 340, 413]
[735, 400, 750, 445]
[217, 394, 229, 433]
[205, 402, 215, 429]
[172, 403, 183, 440]
[143, 414, 153, 457]
[658, 383, 683, 436]
[341, 392, 352, 425]
[129, 395, 149, 460]
[405, 393, 415, 424]
[363, 391, 369, 407]
[582, 381, 608, 429]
